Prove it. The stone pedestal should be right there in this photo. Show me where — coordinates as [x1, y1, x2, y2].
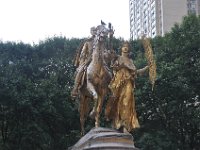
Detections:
[68, 127, 139, 150]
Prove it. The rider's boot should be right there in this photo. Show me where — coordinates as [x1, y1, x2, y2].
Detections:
[71, 83, 79, 98]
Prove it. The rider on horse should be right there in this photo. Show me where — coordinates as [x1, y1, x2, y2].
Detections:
[71, 27, 97, 97]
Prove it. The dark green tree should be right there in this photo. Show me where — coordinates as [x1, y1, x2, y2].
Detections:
[0, 37, 82, 150]
[133, 15, 200, 150]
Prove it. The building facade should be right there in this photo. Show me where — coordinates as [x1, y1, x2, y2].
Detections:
[129, 0, 200, 40]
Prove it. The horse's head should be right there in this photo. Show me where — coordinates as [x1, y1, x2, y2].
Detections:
[96, 24, 109, 42]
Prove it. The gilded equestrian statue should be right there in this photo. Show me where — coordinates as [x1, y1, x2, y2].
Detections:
[78, 23, 114, 135]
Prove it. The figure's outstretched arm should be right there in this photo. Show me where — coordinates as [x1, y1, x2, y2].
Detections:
[137, 66, 149, 76]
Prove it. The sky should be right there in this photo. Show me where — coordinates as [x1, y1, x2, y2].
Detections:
[0, 0, 130, 44]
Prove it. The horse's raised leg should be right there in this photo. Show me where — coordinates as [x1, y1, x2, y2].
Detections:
[87, 79, 98, 119]
[87, 79, 98, 100]
[79, 94, 89, 136]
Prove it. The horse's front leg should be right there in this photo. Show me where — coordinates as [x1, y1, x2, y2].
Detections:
[87, 79, 98, 100]
[87, 78, 98, 119]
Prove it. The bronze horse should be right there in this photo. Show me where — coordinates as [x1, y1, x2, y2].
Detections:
[78, 24, 113, 135]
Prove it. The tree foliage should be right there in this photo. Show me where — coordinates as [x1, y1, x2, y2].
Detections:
[0, 37, 81, 150]
[133, 15, 200, 150]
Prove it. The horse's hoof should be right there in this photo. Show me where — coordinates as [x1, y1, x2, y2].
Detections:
[71, 91, 78, 98]
[81, 131, 85, 136]
[93, 93, 98, 100]
[89, 110, 96, 119]
[95, 123, 99, 128]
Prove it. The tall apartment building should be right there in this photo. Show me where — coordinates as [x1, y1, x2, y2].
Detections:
[129, 0, 200, 40]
